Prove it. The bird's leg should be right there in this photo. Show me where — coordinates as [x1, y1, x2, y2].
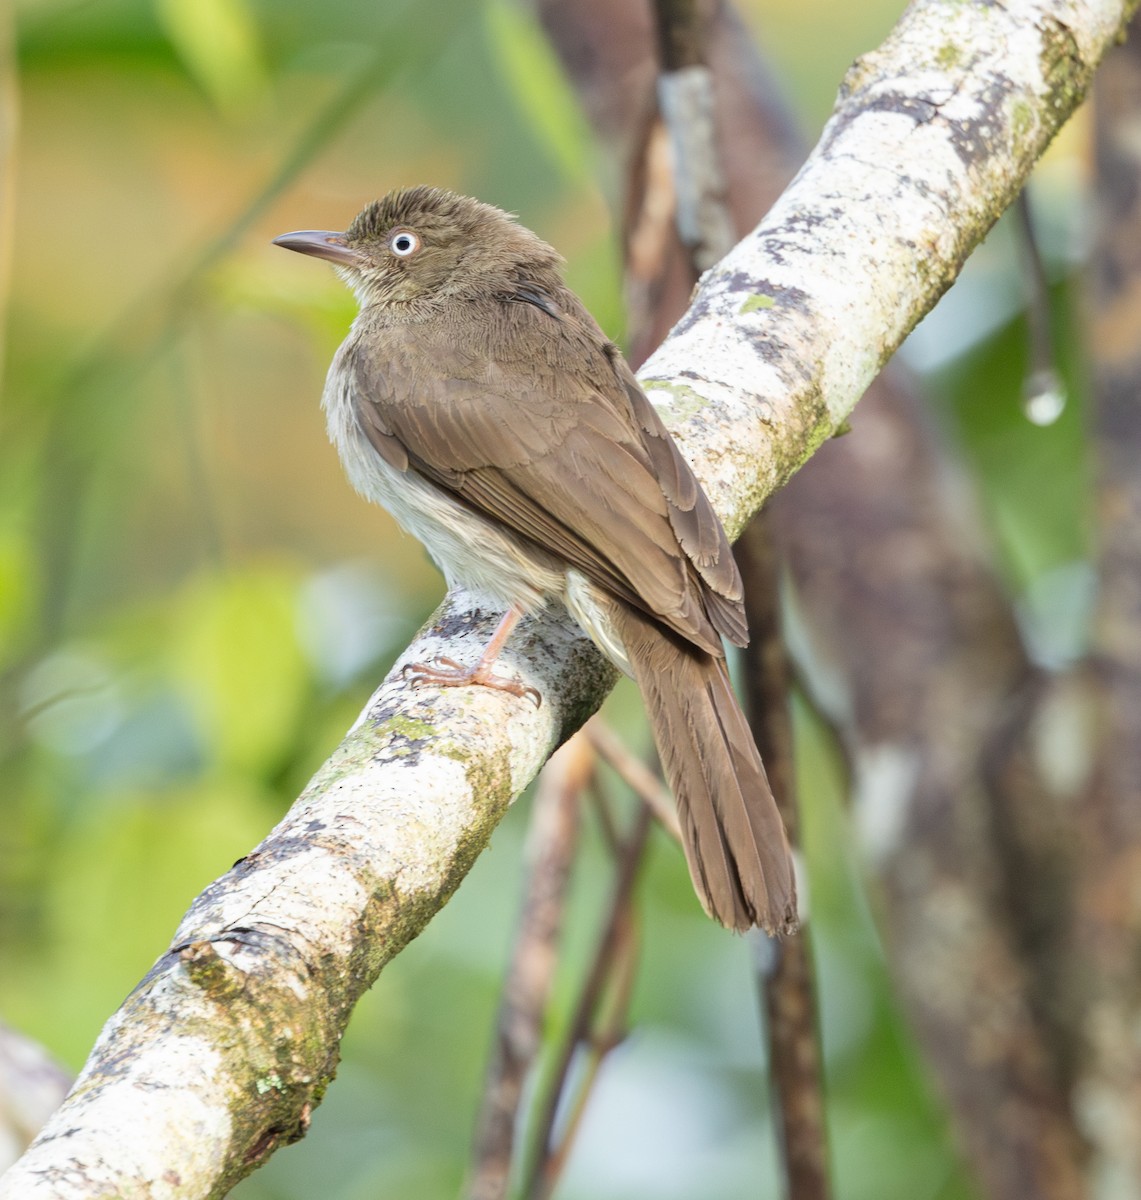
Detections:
[403, 603, 540, 705]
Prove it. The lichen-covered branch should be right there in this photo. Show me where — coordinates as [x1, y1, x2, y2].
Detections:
[638, 0, 1134, 541]
[1, 0, 1134, 1195]
[0, 601, 615, 1199]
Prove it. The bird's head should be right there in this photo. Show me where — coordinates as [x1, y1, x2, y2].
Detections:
[273, 185, 563, 308]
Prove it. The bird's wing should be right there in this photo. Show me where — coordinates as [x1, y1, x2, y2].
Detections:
[344, 287, 746, 651]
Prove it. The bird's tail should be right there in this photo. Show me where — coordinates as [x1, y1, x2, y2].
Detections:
[609, 603, 797, 934]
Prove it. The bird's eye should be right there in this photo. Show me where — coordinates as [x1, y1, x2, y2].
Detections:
[389, 230, 420, 257]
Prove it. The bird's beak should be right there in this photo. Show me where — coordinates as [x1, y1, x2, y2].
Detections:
[272, 230, 364, 267]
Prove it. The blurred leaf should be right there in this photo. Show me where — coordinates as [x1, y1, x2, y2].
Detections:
[38, 776, 275, 1065]
[563, 224, 625, 346]
[213, 255, 357, 352]
[483, 0, 593, 185]
[170, 566, 309, 775]
[20, 644, 123, 757]
[0, 528, 35, 664]
[154, 0, 269, 117]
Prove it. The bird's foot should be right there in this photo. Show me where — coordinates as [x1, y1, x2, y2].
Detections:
[403, 656, 541, 707]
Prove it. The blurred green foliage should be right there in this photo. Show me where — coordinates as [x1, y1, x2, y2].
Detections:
[0, 0, 1093, 1196]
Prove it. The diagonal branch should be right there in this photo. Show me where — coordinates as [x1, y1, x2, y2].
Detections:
[2, 1, 1134, 1195]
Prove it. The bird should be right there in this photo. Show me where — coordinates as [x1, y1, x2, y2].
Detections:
[274, 185, 796, 934]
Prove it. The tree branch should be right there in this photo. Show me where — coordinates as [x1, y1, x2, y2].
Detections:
[645, 2, 831, 1191]
[2, 1, 1134, 1194]
[521, 804, 650, 1200]
[1061, 24, 1141, 1182]
[543, 1, 1098, 1193]
[737, 519, 832, 1200]
[464, 736, 590, 1200]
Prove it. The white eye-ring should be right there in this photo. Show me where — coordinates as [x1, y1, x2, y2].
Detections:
[389, 229, 420, 257]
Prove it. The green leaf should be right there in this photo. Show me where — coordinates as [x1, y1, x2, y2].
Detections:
[0, 528, 36, 665]
[170, 566, 309, 775]
[39, 778, 275, 1065]
[483, 0, 593, 184]
[154, 0, 269, 117]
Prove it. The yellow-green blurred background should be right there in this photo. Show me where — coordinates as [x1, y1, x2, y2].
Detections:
[1, 0, 1094, 1196]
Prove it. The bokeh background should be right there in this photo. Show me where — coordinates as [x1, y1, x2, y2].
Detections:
[0, 0, 1094, 1196]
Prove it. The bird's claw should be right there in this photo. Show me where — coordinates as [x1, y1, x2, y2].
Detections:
[402, 656, 541, 708]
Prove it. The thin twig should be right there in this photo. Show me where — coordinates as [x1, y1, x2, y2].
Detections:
[585, 774, 622, 855]
[521, 803, 652, 1200]
[539, 908, 639, 1190]
[464, 735, 593, 1200]
[584, 718, 682, 843]
[738, 519, 831, 1200]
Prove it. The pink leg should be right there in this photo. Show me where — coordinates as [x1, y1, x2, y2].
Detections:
[404, 604, 540, 705]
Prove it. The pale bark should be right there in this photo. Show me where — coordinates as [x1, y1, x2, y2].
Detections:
[2, 1, 1135, 1195]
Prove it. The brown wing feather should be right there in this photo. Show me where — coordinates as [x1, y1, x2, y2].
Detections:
[348, 291, 745, 652]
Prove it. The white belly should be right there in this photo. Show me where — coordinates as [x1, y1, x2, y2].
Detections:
[322, 361, 568, 616]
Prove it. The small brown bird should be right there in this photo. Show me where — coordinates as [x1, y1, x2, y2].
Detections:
[274, 186, 796, 934]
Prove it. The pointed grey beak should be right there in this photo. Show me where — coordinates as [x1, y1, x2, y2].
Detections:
[272, 230, 364, 267]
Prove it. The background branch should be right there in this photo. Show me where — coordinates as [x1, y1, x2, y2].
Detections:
[521, 804, 650, 1200]
[585, 719, 682, 842]
[465, 736, 590, 1200]
[641, 1, 830, 1192]
[737, 521, 831, 1200]
[1040, 25, 1141, 1182]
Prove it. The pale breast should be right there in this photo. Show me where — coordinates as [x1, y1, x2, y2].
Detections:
[321, 358, 566, 613]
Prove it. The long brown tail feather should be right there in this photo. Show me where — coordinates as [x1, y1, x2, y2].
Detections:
[610, 603, 797, 934]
